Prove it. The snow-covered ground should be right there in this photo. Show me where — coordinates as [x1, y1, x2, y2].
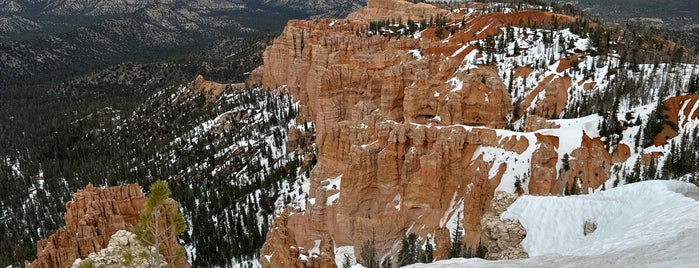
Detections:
[408, 180, 699, 267]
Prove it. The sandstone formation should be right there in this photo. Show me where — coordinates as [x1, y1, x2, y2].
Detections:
[70, 230, 165, 268]
[479, 191, 527, 260]
[347, 0, 445, 21]
[257, 0, 621, 266]
[177, 74, 244, 104]
[25, 183, 189, 268]
[260, 208, 336, 268]
[654, 94, 699, 146]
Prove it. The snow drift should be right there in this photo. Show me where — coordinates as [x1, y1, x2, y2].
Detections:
[409, 180, 699, 267]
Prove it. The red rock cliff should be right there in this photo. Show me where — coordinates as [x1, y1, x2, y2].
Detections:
[257, 0, 621, 266]
[25, 183, 189, 268]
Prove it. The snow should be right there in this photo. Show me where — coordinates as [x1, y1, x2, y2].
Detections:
[323, 174, 342, 190]
[334, 246, 356, 267]
[410, 181, 699, 267]
[447, 77, 464, 93]
[440, 192, 465, 238]
[450, 45, 469, 58]
[409, 49, 423, 60]
[326, 193, 340, 206]
[503, 180, 699, 256]
[309, 239, 321, 255]
[393, 194, 401, 210]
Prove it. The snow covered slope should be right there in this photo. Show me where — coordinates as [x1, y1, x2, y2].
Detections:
[409, 180, 699, 267]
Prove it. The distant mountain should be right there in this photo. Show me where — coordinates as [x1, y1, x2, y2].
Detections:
[0, 4, 250, 83]
[0, 0, 245, 16]
[553, 0, 699, 52]
[558, 0, 699, 29]
[0, 0, 365, 33]
[258, 0, 366, 18]
[0, 0, 365, 86]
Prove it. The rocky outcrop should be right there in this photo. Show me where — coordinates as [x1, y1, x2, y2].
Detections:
[257, 0, 618, 265]
[261, 208, 336, 268]
[347, 0, 444, 21]
[524, 115, 560, 132]
[480, 191, 527, 260]
[176, 75, 244, 104]
[70, 230, 164, 268]
[654, 94, 699, 146]
[583, 220, 597, 236]
[25, 183, 188, 268]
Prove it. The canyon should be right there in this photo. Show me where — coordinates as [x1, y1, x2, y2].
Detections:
[14, 0, 699, 267]
[257, 0, 699, 267]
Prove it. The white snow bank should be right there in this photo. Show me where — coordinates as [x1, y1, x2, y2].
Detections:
[334, 246, 356, 268]
[408, 181, 699, 268]
[503, 180, 699, 256]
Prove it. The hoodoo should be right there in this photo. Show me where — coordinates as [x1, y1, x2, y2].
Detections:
[25, 183, 189, 268]
[257, 0, 699, 267]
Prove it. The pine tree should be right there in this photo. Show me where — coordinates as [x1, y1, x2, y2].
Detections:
[381, 256, 392, 268]
[646, 157, 657, 180]
[398, 233, 425, 266]
[561, 153, 571, 171]
[342, 253, 354, 268]
[688, 74, 699, 94]
[448, 215, 463, 258]
[424, 236, 434, 263]
[642, 101, 668, 147]
[475, 240, 488, 258]
[133, 180, 187, 267]
[361, 231, 379, 268]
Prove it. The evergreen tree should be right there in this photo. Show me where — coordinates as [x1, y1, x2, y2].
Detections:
[561, 153, 571, 171]
[424, 236, 434, 263]
[642, 101, 669, 147]
[628, 156, 642, 184]
[475, 240, 488, 258]
[448, 215, 463, 258]
[342, 253, 354, 268]
[381, 256, 392, 268]
[398, 233, 425, 266]
[688, 74, 699, 94]
[646, 157, 657, 180]
[361, 231, 379, 268]
[133, 180, 187, 267]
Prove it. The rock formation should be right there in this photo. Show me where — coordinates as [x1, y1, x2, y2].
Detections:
[25, 183, 189, 268]
[654, 94, 699, 146]
[257, 0, 624, 266]
[479, 191, 527, 260]
[583, 220, 597, 236]
[176, 74, 245, 104]
[70, 230, 165, 268]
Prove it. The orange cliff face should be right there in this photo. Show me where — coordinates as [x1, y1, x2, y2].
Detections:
[25, 183, 189, 268]
[257, 0, 622, 266]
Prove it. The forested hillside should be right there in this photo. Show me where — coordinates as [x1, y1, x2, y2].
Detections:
[0, 1, 367, 266]
[1, 74, 313, 266]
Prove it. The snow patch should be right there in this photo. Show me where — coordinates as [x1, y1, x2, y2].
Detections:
[502, 180, 699, 257]
[409, 181, 699, 268]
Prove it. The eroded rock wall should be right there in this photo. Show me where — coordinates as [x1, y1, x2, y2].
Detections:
[480, 191, 527, 260]
[257, 0, 621, 266]
[25, 183, 188, 268]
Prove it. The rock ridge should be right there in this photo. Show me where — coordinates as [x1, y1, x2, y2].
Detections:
[25, 183, 189, 268]
[256, 0, 623, 266]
